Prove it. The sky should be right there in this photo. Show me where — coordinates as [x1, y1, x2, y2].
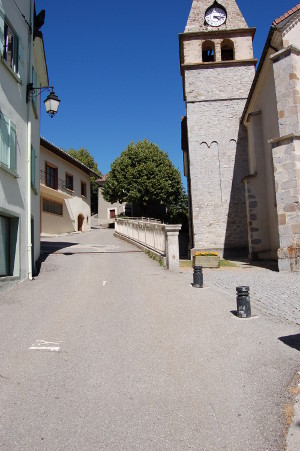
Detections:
[35, 0, 299, 180]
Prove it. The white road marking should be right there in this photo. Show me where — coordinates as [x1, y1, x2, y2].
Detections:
[103, 281, 108, 286]
[29, 340, 62, 352]
[29, 346, 60, 352]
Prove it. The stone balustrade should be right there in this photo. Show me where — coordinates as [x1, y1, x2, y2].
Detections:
[115, 218, 182, 272]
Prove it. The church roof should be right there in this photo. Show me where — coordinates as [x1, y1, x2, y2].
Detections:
[273, 3, 300, 26]
[242, 3, 300, 122]
[185, 0, 248, 33]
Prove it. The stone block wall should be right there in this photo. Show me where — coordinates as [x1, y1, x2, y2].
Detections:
[271, 47, 300, 137]
[272, 138, 300, 271]
[187, 97, 249, 255]
[270, 46, 300, 270]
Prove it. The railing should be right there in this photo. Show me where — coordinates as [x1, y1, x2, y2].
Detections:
[40, 170, 73, 195]
[116, 218, 166, 254]
[115, 218, 182, 272]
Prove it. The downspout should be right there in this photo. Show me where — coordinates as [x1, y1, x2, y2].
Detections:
[27, 0, 33, 280]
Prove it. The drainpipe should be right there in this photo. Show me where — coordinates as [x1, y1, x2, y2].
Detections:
[27, 0, 33, 280]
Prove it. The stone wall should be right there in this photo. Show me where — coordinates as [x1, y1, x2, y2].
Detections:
[270, 46, 300, 271]
[186, 95, 251, 256]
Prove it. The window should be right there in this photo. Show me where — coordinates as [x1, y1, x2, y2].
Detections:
[31, 146, 36, 189]
[109, 209, 116, 219]
[45, 163, 58, 189]
[66, 173, 73, 191]
[0, 112, 16, 171]
[202, 41, 215, 63]
[221, 39, 234, 61]
[3, 20, 18, 73]
[0, 9, 24, 79]
[42, 199, 63, 216]
[81, 181, 87, 197]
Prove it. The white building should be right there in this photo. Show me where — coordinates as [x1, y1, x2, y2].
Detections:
[0, 0, 49, 286]
[97, 175, 126, 227]
[40, 138, 99, 235]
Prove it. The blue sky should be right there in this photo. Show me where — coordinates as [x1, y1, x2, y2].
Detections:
[35, 0, 298, 180]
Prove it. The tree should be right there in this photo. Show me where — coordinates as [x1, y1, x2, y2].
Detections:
[102, 139, 186, 220]
[67, 148, 101, 214]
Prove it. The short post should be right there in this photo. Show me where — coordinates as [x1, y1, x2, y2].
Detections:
[193, 265, 203, 288]
[164, 224, 182, 272]
[236, 286, 251, 318]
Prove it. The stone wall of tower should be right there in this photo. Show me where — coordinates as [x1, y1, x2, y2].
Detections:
[186, 64, 254, 255]
[187, 101, 248, 254]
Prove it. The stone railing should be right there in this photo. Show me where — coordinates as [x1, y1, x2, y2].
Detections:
[115, 218, 182, 272]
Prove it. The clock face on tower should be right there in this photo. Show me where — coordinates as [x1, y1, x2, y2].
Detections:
[205, 6, 227, 27]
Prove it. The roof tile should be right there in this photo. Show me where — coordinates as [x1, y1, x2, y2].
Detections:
[273, 3, 300, 25]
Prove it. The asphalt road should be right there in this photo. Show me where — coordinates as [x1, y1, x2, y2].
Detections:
[0, 229, 299, 450]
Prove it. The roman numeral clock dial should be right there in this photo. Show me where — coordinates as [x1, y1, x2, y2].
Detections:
[205, 5, 227, 27]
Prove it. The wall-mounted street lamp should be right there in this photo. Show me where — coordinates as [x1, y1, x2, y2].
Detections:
[26, 84, 61, 117]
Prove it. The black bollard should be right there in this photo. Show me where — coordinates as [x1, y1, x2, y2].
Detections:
[193, 265, 203, 288]
[236, 286, 251, 318]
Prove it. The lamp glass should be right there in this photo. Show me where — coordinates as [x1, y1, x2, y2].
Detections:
[44, 91, 60, 117]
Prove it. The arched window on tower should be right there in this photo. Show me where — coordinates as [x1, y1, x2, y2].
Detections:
[221, 39, 234, 61]
[202, 41, 215, 63]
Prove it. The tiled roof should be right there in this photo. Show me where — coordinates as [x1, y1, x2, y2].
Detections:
[40, 137, 100, 178]
[273, 3, 300, 25]
[96, 175, 107, 182]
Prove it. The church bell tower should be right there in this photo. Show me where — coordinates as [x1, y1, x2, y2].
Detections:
[180, 0, 256, 257]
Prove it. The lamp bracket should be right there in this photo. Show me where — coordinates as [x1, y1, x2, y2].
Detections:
[26, 83, 54, 103]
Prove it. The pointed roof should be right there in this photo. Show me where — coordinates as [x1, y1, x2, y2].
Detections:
[273, 3, 300, 26]
[185, 0, 248, 33]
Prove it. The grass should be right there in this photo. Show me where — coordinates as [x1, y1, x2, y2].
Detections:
[180, 259, 237, 268]
[145, 249, 164, 266]
[220, 259, 237, 267]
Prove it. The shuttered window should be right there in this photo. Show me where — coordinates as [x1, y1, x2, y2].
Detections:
[43, 199, 63, 216]
[0, 112, 16, 171]
[32, 67, 38, 110]
[0, 8, 23, 79]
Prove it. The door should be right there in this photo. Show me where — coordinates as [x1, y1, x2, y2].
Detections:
[78, 214, 84, 232]
[0, 216, 10, 276]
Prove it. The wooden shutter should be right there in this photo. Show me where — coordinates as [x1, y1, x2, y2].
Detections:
[18, 37, 24, 80]
[9, 122, 16, 171]
[31, 146, 36, 188]
[0, 112, 10, 167]
[0, 7, 4, 56]
[32, 67, 38, 109]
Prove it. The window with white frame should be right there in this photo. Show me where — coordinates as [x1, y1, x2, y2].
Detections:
[0, 8, 23, 79]
[3, 20, 18, 73]
[0, 112, 16, 171]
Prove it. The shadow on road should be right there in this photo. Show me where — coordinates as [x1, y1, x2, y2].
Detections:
[278, 334, 300, 351]
[35, 241, 78, 276]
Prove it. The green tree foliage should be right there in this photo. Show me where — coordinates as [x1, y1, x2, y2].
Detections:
[102, 139, 187, 221]
[67, 148, 101, 214]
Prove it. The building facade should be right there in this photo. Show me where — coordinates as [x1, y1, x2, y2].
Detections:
[0, 0, 48, 285]
[180, 0, 256, 258]
[181, 0, 300, 271]
[40, 138, 98, 235]
[97, 175, 126, 227]
[242, 4, 300, 271]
